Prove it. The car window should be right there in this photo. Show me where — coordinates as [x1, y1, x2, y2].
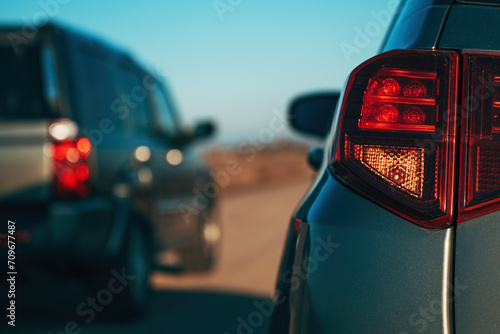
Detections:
[114, 64, 151, 138]
[41, 45, 61, 114]
[149, 83, 180, 139]
[72, 47, 124, 134]
[0, 44, 50, 119]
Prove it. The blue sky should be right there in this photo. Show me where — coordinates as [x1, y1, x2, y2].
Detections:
[0, 0, 400, 143]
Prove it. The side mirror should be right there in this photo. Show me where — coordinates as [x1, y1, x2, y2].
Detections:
[289, 92, 341, 139]
[307, 147, 324, 171]
[193, 121, 216, 140]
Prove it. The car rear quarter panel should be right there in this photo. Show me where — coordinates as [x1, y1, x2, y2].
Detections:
[289, 171, 453, 334]
[451, 217, 500, 334]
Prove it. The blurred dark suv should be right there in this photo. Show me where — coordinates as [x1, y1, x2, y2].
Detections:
[0, 24, 220, 317]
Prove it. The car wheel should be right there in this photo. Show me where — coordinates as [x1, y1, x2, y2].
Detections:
[181, 207, 221, 272]
[84, 221, 152, 320]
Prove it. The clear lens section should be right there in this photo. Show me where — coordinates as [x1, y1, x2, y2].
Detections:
[353, 145, 425, 198]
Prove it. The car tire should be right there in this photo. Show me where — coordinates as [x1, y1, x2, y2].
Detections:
[180, 207, 221, 272]
[84, 221, 152, 320]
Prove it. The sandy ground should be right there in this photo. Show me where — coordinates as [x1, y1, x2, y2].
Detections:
[152, 176, 313, 297]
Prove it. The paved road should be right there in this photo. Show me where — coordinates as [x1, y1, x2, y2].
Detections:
[2, 178, 312, 334]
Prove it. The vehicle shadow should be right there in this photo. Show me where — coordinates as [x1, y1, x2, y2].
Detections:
[2, 278, 272, 334]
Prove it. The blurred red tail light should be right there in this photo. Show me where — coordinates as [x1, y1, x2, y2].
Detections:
[332, 50, 459, 228]
[53, 137, 92, 199]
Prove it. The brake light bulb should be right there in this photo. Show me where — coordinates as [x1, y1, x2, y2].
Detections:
[66, 148, 80, 163]
[375, 104, 399, 123]
[60, 169, 78, 188]
[76, 137, 91, 156]
[378, 78, 401, 96]
[404, 80, 427, 97]
[53, 142, 72, 160]
[403, 106, 426, 124]
[75, 164, 90, 181]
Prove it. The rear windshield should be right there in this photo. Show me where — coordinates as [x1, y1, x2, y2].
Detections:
[457, 0, 500, 4]
[0, 45, 50, 120]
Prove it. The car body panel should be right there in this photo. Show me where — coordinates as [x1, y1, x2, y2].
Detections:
[0, 29, 62, 205]
[0, 197, 114, 262]
[287, 171, 453, 334]
[0, 121, 52, 203]
[440, 4, 500, 50]
[454, 218, 500, 334]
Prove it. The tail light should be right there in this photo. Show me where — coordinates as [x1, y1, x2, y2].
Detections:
[332, 50, 459, 228]
[52, 137, 92, 199]
[332, 49, 500, 226]
[459, 52, 500, 221]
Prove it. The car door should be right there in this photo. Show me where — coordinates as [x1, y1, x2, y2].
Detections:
[145, 77, 206, 251]
[68, 39, 135, 197]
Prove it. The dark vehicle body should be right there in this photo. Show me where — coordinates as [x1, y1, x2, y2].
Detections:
[0, 24, 219, 316]
[271, 0, 500, 333]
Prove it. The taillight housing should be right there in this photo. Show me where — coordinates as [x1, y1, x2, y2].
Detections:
[52, 137, 92, 199]
[459, 52, 500, 221]
[331, 50, 459, 228]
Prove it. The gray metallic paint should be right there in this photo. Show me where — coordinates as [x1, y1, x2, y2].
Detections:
[289, 172, 453, 334]
[454, 217, 500, 334]
[440, 5, 500, 51]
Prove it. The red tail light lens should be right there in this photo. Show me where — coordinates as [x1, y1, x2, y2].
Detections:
[330, 49, 500, 226]
[53, 137, 91, 199]
[359, 66, 438, 132]
[459, 52, 500, 221]
[332, 50, 459, 228]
